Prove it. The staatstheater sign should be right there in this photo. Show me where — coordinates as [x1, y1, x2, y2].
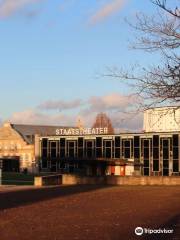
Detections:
[55, 127, 108, 136]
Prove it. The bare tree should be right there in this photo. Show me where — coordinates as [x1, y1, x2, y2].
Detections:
[106, 0, 180, 110]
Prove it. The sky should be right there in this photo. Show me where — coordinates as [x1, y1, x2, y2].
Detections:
[0, 0, 174, 131]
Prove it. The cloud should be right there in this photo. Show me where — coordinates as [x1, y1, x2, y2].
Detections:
[0, 0, 42, 18]
[9, 109, 76, 126]
[89, 0, 127, 25]
[7, 92, 143, 131]
[87, 93, 140, 113]
[37, 99, 83, 111]
[8, 108, 143, 132]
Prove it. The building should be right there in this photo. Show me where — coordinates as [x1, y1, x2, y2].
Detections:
[143, 106, 180, 132]
[39, 107, 180, 176]
[1, 106, 180, 176]
[0, 122, 75, 173]
[39, 130, 180, 176]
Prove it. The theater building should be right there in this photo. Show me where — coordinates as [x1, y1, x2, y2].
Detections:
[0, 106, 180, 176]
[39, 107, 180, 176]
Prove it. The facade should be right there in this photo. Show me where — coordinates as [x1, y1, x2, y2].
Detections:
[39, 131, 180, 176]
[1, 106, 180, 176]
[143, 106, 180, 132]
[0, 122, 74, 173]
[0, 122, 35, 172]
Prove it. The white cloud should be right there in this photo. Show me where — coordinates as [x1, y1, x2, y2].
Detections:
[8, 108, 143, 132]
[7, 92, 143, 131]
[87, 93, 141, 112]
[0, 0, 42, 18]
[38, 99, 83, 111]
[9, 109, 76, 126]
[89, 0, 127, 25]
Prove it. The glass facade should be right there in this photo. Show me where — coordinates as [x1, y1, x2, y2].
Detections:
[40, 133, 180, 176]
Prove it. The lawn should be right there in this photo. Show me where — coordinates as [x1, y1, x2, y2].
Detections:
[2, 172, 34, 185]
[1, 172, 53, 185]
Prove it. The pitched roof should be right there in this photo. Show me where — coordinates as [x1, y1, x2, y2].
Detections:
[11, 124, 75, 144]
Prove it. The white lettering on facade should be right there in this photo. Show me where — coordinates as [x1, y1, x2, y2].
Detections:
[55, 127, 108, 136]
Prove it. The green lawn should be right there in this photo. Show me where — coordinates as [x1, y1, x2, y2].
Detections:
[2, 172, 34, 185]
[1, 172, 53, 185]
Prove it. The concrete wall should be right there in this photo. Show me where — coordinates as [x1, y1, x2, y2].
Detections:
[35, 174, 180, 186]
[62, 175, 180, 185]
[34, 174, 62, 186]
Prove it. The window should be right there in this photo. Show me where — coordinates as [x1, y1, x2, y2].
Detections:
[103, 140, 112, 158]
[122, 139, 132, 159]
[96, 137, 102, 158]
[85, 140, 95, 158]
[114, 137, 121, 158]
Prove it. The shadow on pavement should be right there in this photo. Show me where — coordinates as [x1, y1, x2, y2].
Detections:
[0, 184, 111, 211]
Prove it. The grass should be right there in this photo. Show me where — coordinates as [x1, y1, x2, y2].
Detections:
[1, 172, 54, 186]
[2, 172, 34, 185]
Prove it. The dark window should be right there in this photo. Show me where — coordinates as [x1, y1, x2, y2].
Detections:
[124, 141, 130, 147]
[51, 148, 56, 158]
[134, 136, 140, 147]
[78, 149, 83, 158]
[173, 160, 179, 172]
[163, 160, 169, 168]
[163, 169, 169, 176]
[104, 148, 111, 158]
[51, 142, 56, 148]
[173, 147, 178, 159]
[144, 159, 149, 167]
[69, 149, 75, 158]
[78, 138, 83, 147]
[134, 148, 140, 158]
[173, 135, 179, 147]
[96, 137, 102, 147]
[69, 142, 75, 148]
[60, 149, 65, 158]
[153, 135, 159, 147]
[42, 148, 48, 158]
[163, 148, 169, 159]
[42, 138, 48, 148]
[124, 148, 130, 158]
[144, 140, 149, 147]
[42, 158, 47, 168]
[115, 148, 120, 158]
[60, 138, 65, 147]
[96, 148, 102, 158]
[115, 137, 120, 147]
[87, 141, 93, 148]
[163, 140, 169, 147]
[144, 148, 149, 158]
[153, 160, 159, 171]
[87, 149, 93, 158]
[144, 168, 149, 176]
[153, 147, 159, 159]
[105, 141, 111, 148]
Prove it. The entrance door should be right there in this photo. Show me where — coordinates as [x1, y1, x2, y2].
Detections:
[1, 158, 20, 172]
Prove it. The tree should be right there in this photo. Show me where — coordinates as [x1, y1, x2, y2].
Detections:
[106, 0, 180, 111]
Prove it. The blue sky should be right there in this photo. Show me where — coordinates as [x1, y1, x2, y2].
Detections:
[0, 0, 171, 129]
